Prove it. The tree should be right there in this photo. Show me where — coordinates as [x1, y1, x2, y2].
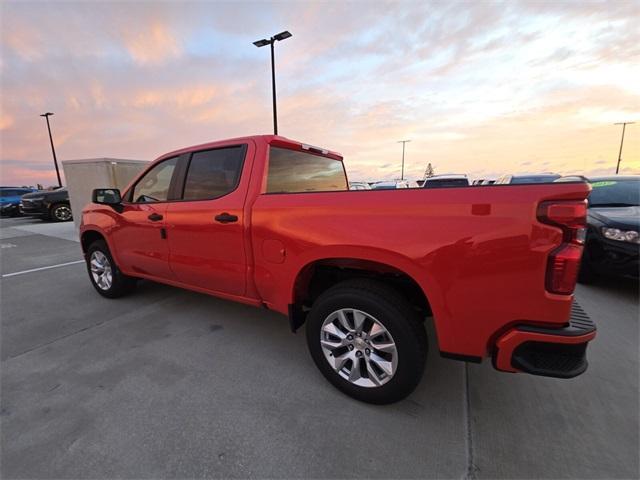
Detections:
[424, 163, 435, 179]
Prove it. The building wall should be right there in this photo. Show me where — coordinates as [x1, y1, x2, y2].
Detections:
[62, 158, 148, 230]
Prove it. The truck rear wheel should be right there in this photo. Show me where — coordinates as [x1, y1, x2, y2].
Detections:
[86, 240, 136, 298]
[306, 279, 427, 404]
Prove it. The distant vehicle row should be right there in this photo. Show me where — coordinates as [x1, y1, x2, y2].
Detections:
[0, 186, 73, 222]
[350, 173, 563, 190]
[0, 187, 37, 216]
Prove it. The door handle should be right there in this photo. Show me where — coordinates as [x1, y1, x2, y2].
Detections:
[148, 213, 163, 222]
[215, 213, 238, 223]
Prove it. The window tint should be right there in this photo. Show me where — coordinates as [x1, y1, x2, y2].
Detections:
[511, 175, 560, 184]
[182, 146, 245, 201]
[1, 189, 18, 196]
[132, 157, 178, 203]
[267, 147, 347, 193]
[424, 179, 469, 188]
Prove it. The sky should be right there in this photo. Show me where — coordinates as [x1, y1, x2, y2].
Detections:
[1, 0, 639, 186]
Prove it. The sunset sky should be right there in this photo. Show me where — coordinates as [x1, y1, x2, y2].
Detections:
[1, 0, 639, 186]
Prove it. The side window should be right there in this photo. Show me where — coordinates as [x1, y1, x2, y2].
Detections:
[267, 147, 347, 193]
[132, 157, 178, 203]
[182, 146, 245, 201]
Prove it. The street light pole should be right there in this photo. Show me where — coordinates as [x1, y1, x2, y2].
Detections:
[270, 40, 278, 135]
[40, 112, 62, 187]
[614, 122, 634, 174]
[253, 31, 292, 135]
[398, 140, 411, 180]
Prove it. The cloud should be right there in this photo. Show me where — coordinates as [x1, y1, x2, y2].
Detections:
[0, 114, 14, 130]
[121, 21, 181, 66]
[0, 1, 638, 187]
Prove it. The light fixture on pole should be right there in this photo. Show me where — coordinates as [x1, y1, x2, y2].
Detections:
[40, 112, 62, 187]
[253, 30, 292, 135]
[398, 139, 411, 180]
[614, 122, 634, 174]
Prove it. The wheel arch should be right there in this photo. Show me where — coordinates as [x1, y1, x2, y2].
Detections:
[288, 254, 439, 334]
[80, 229, 107, 255]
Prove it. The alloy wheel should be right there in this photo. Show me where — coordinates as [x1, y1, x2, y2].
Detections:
[320, 308, 398, 388]
[54, 205, 72, 221]
[90, 250, 113, 290]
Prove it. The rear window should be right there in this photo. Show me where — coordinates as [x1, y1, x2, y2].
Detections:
[182, 146, 245, 201]
[424, 179, 468, 188]
[266, 147, 347, 193]
[511, 175, 559, 184]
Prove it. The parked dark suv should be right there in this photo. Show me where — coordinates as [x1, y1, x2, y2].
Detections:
[578, 176, 639, 282]
[20, 187, 73, 222]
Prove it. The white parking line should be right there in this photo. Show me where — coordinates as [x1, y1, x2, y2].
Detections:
[1, 260, 85, 278]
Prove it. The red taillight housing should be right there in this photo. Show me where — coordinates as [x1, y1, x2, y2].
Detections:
[537, 200, 587, 295]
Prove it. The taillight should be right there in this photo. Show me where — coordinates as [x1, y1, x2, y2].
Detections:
[537, 200, 587, 295]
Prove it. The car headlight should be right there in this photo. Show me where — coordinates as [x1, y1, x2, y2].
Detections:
[602, 227, 640, 244]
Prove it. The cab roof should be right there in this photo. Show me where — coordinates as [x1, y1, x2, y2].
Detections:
[156, 135, 343, 162]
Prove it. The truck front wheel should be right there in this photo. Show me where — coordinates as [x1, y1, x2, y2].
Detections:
[86, 240, 136, 298]
[306, 279, 427, 404]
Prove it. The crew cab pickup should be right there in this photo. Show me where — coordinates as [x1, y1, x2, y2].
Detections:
[80, 135, 596, 404]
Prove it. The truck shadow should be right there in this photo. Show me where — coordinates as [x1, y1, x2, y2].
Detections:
[134, 278, 466, 413]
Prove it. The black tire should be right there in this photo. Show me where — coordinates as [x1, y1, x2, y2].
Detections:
[50, 203, 73, 222]
[86, 239, 136, 298]
[306, 279, 427, 404]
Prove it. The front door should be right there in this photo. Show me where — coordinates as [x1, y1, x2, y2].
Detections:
[111, 156, 179, 279]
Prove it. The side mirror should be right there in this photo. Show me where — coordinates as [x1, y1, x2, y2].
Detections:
[92, 188, 122, 205]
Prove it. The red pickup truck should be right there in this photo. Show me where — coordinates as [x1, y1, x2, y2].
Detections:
[80, 135, 596, 404]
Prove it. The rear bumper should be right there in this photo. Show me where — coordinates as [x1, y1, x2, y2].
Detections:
[493, 302, 596, 378]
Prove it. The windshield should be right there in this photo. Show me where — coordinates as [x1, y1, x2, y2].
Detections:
[589, 180, 640, 207]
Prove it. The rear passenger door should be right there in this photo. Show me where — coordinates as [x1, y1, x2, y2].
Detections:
[165, 142, 254, 297]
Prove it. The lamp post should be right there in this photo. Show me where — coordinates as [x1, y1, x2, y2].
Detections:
[398, 139, 411, 180]
[40, 112, 62, 187]
[614, 122, 634, 174]
[253, 30, 292, 135]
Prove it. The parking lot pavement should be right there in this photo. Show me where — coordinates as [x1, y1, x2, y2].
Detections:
[1, 216, 638, 478]
[0, 217, 81, 276]
[468, 278, 639, 479]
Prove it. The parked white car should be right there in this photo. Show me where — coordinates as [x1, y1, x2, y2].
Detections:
[349, 182, 372, 190]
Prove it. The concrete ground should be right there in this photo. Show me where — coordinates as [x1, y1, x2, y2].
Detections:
[1, 215, 638, 479]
